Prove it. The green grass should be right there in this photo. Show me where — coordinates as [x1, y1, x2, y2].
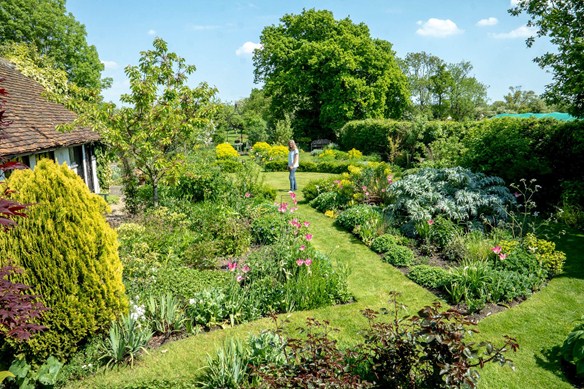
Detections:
[67, 172, 584, 388]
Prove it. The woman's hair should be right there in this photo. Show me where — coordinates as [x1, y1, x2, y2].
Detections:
[288, 140, 297, 149]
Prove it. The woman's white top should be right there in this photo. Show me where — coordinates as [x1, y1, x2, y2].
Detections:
[288, 148, 299, 168]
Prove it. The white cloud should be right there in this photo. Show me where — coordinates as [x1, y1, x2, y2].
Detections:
[510, 0, 521, 5]
[235, 41, 262, 57]
[416, 18, 463, 38]
[148, 29, 156, 36]
[491, 25, 536, 39]
[101, 60, 118, 69]
[476, 17, 498, 27]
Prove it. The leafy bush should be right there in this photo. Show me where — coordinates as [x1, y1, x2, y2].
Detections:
[198, 338, 250, 389]
[309, 191, 350, 212]
[336, 205, 383, 233]
[215, 142, 239, 159]
[561, 316, 584, 379]
[385, 167, 515, 227]
[98, 314, 152, 368]
[268, 145, 288, 159]
[407, 265, 451, 289]
[523, 233, 566, 277]
[382, 245, 415, 267]
[348, 148, 363, 159]
[0, 159, 127, 360]
[251, 206, 292, 245]
[302, 177, 338, 202]
[370, 234, 409, 253]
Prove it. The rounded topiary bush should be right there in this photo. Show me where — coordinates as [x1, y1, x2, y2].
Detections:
[371, 234, 409, 253]
[0, 159, 128, 360]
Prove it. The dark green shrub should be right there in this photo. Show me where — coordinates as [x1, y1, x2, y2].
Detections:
[382, 245, 415, 267]
[298, 161, 318, 172]
[407, 265, 451, 289]
[251, 206, 292, 245]
[215, 158, 242, 173]
[143, 267, 231, 300]
[370, 234, 409, 253]
[336, 205, 382, 233]
[264, 160, 288, 172]
[561, 316, 584, 379]
[0, 159, 128, 360]
[315, 161, 352, 174]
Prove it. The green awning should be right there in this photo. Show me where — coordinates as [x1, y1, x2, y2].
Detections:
[493, 112, 577, 121]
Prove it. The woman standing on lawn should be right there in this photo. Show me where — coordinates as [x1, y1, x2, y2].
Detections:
[288, 139, 299, 192]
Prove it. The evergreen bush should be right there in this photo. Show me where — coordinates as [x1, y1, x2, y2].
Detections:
[0, 159, 127, 360]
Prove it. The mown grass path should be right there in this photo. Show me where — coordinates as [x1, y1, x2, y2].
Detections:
[70, 172, 583, 388]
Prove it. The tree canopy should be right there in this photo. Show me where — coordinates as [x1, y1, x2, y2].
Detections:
[0, 0, 104, 90]
[97, 38, 217, 206]
[253, 9, 410, 141]
[510, 0, 584, 117]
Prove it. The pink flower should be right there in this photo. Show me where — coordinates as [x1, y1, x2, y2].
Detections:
[365, 192, 369, 196]
[499, 253, 507, 260]
[289, 192, 296, 199]
[303, 221, 310, 228]
[381, 188, 386, 193]
[427, 219, 434, 225]
[362, 185, 367, 191]
[514, 192, 521, 198]
[244, 192, 251, 198]
[304, 258, 312, 266]
[296, 259, 305, 266]
[387, 175, 394, 184]
[290, 219, 301, 228]
[236, 275, 244, 282]
[290, 207, 298, 213]
[278, 202, 289, 213]
[227, 261, 237, 271]
[491, 246, 502, 255]
[299, 245, 306, 251]
[305, 233, 313, 241]
[242, 265, 250, 273]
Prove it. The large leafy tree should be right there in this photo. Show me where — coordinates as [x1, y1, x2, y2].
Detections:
[254, 9, 410, 140]
[399, 51, 445, 118]
[510, 0, 584, 117]
[97, 38, 217, 206]
[0, 0, 104, 90]
[447, 61, 488, 121]
[491, 86, 550, 114]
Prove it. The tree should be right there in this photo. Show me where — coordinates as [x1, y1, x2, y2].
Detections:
[0, 0, 104, 90]
[446, 61, 488, 120]
[254, 9, 410, 140]
[399, 52, 445, 118]
[98, 38, 217, 206]
[491, 86, 549, 114]
[510, 0, 584, 117]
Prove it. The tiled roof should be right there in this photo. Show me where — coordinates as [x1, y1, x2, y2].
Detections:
[0, 58, 100, 157]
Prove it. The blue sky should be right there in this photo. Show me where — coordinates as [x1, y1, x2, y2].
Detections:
[67, 0, 554, 105]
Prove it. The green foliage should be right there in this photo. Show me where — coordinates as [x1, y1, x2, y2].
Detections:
[144, 294, 187, 337]
[198, 338, 250, 389]
[254, 9, 410, 140]
[301, 177, 338, 202]
[510, 0, 584, 117]
[336, 204, 383, 233]
[407, 265, 451, 289]
[523, 233, 566, 276]
[561, 316, 584, 378]
[310, 191, 351, 212]
[250, 206, 292, 245]
[385, 167, 515, 228]
[0, 160, 127, 360]
[382, 245, 415, 267]
[7, 355, 63, 389]
[370, 234, 410, 253]
[98, 314, 152, 368]
[0, 0, 104, 89]
[97, 38, 217, 205]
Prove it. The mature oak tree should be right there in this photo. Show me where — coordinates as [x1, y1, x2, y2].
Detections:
[254, 9, 410, 140]
[510, 0, 584, 117]
[0, 0, 104, 90]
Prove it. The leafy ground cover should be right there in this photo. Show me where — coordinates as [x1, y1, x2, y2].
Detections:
[66, 172, 583, 388]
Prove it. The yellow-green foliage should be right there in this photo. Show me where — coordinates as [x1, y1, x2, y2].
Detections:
[268, 144, 288, 160]
[215, 142, 239, 159]
[318, 149, 336, 159]
[524, 233, 566, 276]
[348, 148, 362, 159]
[251, 141, 271, 158]
[0, 159, 127, 360]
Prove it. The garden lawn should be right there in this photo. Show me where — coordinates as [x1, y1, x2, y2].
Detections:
[67, 172, 583, 388]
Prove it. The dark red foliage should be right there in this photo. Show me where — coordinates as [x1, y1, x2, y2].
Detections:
[0, 265, 47, 341]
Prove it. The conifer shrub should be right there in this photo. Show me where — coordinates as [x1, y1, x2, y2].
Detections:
[0, 159, 127, 360]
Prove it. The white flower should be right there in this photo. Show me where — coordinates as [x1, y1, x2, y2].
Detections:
[189, 298, 196, 305]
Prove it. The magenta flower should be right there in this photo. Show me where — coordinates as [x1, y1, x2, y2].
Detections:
[227, 261, 237, 271]
[491, 246, 502, 255]
[296, 259, 305, 266]
[305, 233, 313, 241]
[427, 219, 434, 225]
[499, 253, 507, 260]
[244, 192, 251, 198]
[242, 265, 250, 273]
[290, 206, 298, 212]
[236, 275, 244, 282]
[303, 221, 310, 227]
[278, 202, 289, 213]
[290, 219, 301, 228]
[289, 192, 296, 199]
[299, 244, 306, 251]
[304, 258, 312, 266]
[387, 175, 394, 184]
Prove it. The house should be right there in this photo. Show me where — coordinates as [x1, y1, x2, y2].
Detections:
[0, 58, 100, 193]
